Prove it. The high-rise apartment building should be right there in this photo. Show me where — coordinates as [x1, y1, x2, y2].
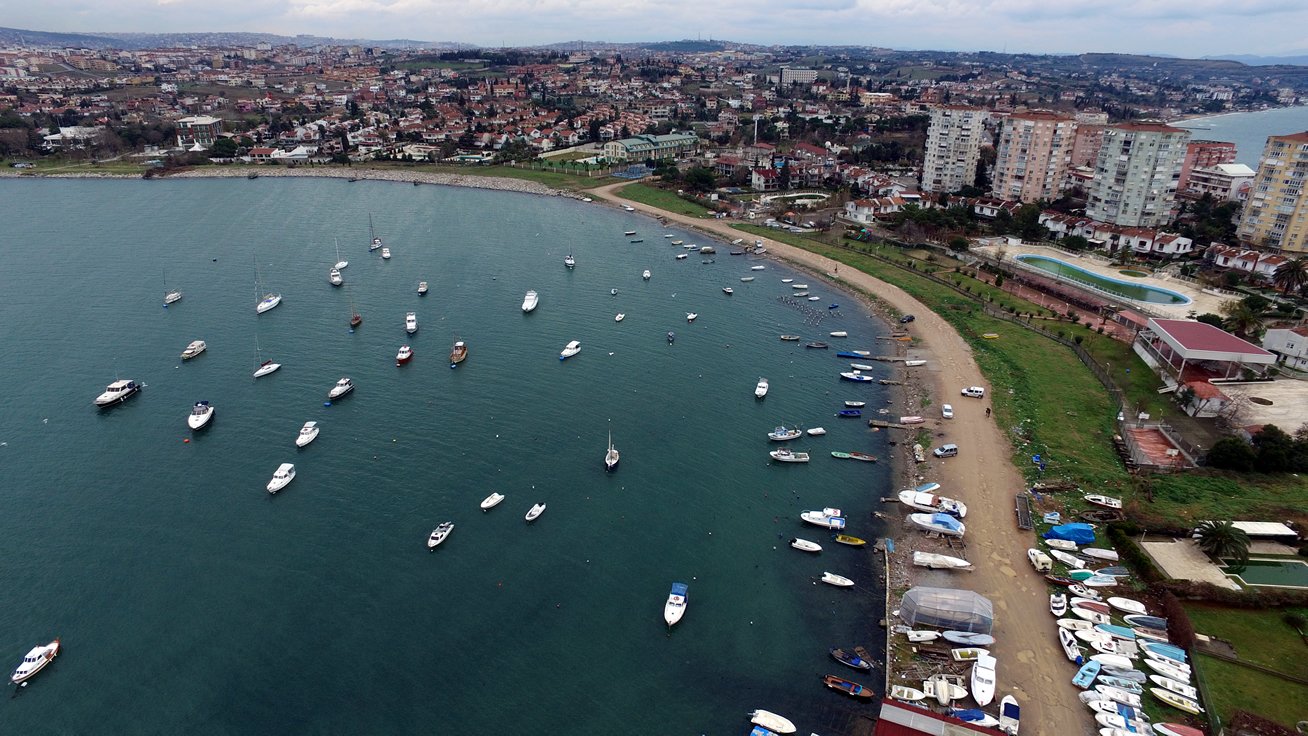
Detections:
[1238, 131, 1308, 254]
[1086, 122, 1190, 228]
[991, 111, 1076, 202]
[1069, 124, 1106, 167]
[921, 106, 988, 194]
[1178, 140, 1237, 192]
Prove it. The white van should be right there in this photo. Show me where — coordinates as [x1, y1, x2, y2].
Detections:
[932, 443, 959, 458]
[961, 386, 986, 399]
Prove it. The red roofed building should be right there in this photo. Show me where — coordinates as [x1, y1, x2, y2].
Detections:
[873, 700, 1004, 735]
[1135, 318, 1276, 384]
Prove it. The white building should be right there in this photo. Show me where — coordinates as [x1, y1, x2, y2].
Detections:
[1087, 122, 1190, 228]
[1184, 163, 1256, 202]
[1262, 327, 1308, 370]
[921, 105, 988, 194]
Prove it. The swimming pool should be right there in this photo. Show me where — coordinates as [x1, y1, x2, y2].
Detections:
[1015, 255, 1192, 305]
[1223, 558, 1308, 589]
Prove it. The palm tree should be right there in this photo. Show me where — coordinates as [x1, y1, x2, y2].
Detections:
[1273, 256, 1308, 295]
[1220, 299, 1264, 339]
[1192, 520, 1251, 567]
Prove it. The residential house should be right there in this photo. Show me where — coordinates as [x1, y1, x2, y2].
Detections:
[1262, 327, 1308, 370]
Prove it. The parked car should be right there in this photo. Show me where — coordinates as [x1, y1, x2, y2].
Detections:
[961, 386, 986, 399]
[941, 403, 954, 419]
[899, 314, 915, 324]
[933, 443, 959, 458]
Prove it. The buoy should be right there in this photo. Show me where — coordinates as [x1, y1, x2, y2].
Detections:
[183, 438, 190, 443]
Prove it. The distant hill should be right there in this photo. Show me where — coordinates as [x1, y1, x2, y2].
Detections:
[0, 26, 470, 51]
[1206, 53, 1308, 67]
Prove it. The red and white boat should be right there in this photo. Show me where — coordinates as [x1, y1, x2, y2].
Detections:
[396, 345, 413, 366]
[10, 639, 60, 684]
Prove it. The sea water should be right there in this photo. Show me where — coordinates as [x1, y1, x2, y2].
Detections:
[0, 178, 892, 734]
[1174, 105, 1308, 166]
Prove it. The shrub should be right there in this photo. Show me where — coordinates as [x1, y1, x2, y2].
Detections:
[1159, 590, 1195, 649]
[1205, 437, 1256, 471]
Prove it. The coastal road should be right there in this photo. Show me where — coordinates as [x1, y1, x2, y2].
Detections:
[587, 180, 1090, 734]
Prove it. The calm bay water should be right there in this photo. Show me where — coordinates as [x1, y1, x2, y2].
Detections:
[1174, 105, 1308, 166]
[0, 178, 893, 735]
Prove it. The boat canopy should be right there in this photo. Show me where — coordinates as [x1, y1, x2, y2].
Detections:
[1044, 523, 1097, 545]
[670, 582, 688, 596]
[900, 587, 994, 634]
[927, 513, 964, 533]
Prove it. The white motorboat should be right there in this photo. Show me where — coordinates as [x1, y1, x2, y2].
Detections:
[740, 276, 755, 282]
[329, 268, 343, 286]
[380, 247, 391, 260]
[790, 538, 822, 553]
[749, 710, 796, 734]
[480, 492, 505, 511]
[1051, 592, 1068, 616]
[850, 363, 875, 371]
[722, 287, 733, 295]
[405, 312, 418, 334]
[909, 512, 966, 537]
[755, 377, 769, 399]
[664, 582, 688, 627]
[1082, 548, 1120, 562]
[897, 490, 968, 518]
[839, 371, 875, 382]
[821, 572, 854, 587]
[1085, 494, 1123, 509]
[768, 425, 802, 441]
[971, 654, 997, 707]
[94, 379, 140, 407]
[791, 283, 808, 289]
[604, 428, 620, 472]
[559, 340, 581, 360]
[686, 312, 698, 322]
[806, 427, 826, 436]
[997, 695, 1021, 735]
[10, 639, 60, 684]
[750, 265, 765, 271]
[522, 290, 539, 312]
[254, 359, 281, 378]
[396, 345, 413, 366]
[769, 448, 809, 463]
[610, 288, 618, 296]
[1050, 549, 1086, 568]
[564, 253, 576, 268]
[181, 340, 206, 360]
[525, 502, 547, 522]
[622, 204, 635, 211]
[800, 509, 846, 529]
[1059, 628, 1082, 661]
[295, 421, 319, 448]
[1107, 597, 1147, 614]
[187, 401, 214, 430]
[829, 331, 848, 338]
[614, 313, 625, 322]
[782, 278, 794, 284]
[1046, 539, 1078, 551]
[675, 253, 687, 260]
[163, 269, 182, 305]
[256, 292, 282, 314]
[328, 377, 354, 399]
[417, 281, 428, 295]
[427, 522, 454, 550]
[911, 551, 974, 570]
[642, 269, 651, 280]
[266, 463, 296, 494]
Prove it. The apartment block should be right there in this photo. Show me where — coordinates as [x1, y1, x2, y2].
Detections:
[1238, 131, 1308, 254]
[1087, 122, 1190, 228]
[1069, 124, 1105, 167]
[1177, 139, 1237, 192]
[921, 105, 988, 194]
[991, 111, 1076, 202]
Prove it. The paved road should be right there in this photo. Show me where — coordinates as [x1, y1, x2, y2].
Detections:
[587, 180, 1091, 734]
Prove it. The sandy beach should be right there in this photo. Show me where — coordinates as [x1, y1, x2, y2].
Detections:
[588, 180, 1088, 734]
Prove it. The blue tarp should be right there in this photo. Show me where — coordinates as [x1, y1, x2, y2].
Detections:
[1044, 523, 1096, 545]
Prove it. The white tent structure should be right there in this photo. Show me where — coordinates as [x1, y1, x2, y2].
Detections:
[899, 587, 994, 634]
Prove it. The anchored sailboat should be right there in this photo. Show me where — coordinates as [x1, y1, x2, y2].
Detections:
[368, 214, 383, 252]
[253, 331, 280, 378]
[604, 422, 620, 471]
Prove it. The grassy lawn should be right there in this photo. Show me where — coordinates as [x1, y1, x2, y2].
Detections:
[16, 159, 148, 175]
[1185, 605, 1308, 677]
[617, 184, 712, 217]
[1146, 472, 1308, 527]
[1193, 653, 1308, 729]
[370, 163, 614, 191]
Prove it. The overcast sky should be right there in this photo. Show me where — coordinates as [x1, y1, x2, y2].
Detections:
[4, 0, 1308, 57]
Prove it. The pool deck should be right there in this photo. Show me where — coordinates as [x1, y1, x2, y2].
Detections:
[1141, 537, 1242, 590]
[974, 245, 1231, 318]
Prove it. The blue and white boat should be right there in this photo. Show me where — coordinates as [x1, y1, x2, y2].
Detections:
[1095, 624, 1137, 640]
[998, 695, 1020, 735]
[800, 509, 846, 529]
[944, 631, 994, 646]
[664, 582, 688, 628]
[949, 709, 999, 728]
[837, 409, 862, 417]
[1141, 641, 1188, 663]
[1072, 659, 1102, 689]
[1123, 614, 1168, 631]
[835, 351, 865, 359]
[839, 371, 875, 382]
[909, 512, 965, 537]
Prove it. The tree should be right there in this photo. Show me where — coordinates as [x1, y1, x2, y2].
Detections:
[1194, 313, 1225, 328]
[682, 166, 716, 193]
[1220, 299, 1263, 339]
[1272, 256, 1308, 295]
[1060, 235, 1091, 252]
[777, 160, 791, 190]
[209, 137, 238, 158]
[1252, 424, 1306, 472]
[1192, 519, 1251, 567]
[1205, 437, 1256, 471]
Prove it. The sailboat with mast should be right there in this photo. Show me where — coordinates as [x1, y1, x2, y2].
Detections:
[254, 258, 281, 314]
[333, 237, 348, 270]
[604, 422, 620, 472]
[253, 331, 280, 378]
[347, 287, 362, 329]
[368, 214, 383, 252]
[163, 269, 182, 306]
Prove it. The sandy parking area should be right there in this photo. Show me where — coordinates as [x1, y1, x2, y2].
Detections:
[590, 181, 1089, 734]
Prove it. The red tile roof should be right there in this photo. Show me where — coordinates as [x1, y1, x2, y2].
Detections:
[1151, 319, 1275, 357]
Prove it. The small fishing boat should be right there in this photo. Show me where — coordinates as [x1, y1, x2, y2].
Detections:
[1150, 675, 1198, 700]
[829, 331, 848, 338]
[952, 647, 989, 662]
[790, 538, 821, 553]
[686, 312, 698, 322]
[792, 292, 809, 298]
[266, 463, 296, 494]
[849, 363, 875, 371]
[559, 340, 581, 360]
[670, 240, 683, 245]
[904, 359, 926, 366]
[820, 572, 854, 588]
[1050, 593, 1068, 616]
[427, 522, 454, 550]
[800, 509, 845, 529]
[666, 332, 675, 343]
[525, 503, 547, 523]
[642, 270, 651, 280]
[1141, 641, 1188, 663]
[722, 287, 733, 295]
[806, 427, 826, 436]
[1058, 618, 1095, 631]
[898, 490, 967, 517]
[807, 342, 830, 350]
[1085, 494, 1123, 509]
[839, 371, 874, 382]
[664, 582, 688, 627]
[615, 313, 625, 322]
[834, 535, 866, 547]
[1059, 628, 1082, 661]
[1082, 547, 1120, 561]
[770, 448, 809, 463]
[849, 452, 876, 462]
[755, 377, 770, 399]
[749, 710, 796, 734]
[1045, 575, 1079, 587]
[779, 334, 800, 341]
[751, 265, 766, 271]
[10, 639, 60, 684]
[740, 276, 755, 282]
[480, 492, 505, 511]
[837, 409, 862, 418]
[329, 268, 343, 286]
[1068, 584, 1101, 600]
[1096, 566, 1131, 577]
[830, 647, 872, 671]
[295, 421, 319, 448]
[610, 288, 618, 296]
[909, 512, 965, 537]
[380, 247, 391, 260]
[328, 377, 354, 399]
[405, 312, 418, 334]
[949, 709, 1000, 728]
[844, 400, 866, 408]
[181, 340, 207, 360]
[808, 296, 821, 302]
[912, 551, 972, 570]
[564, 253, 576, 268]
[1072, 598, 1111, 615]
[782, 278, 794, 284]
[1046, 539, 1078, 551]
[823, 674, 874, 700]
[449, 340, 467, 368]
[997, 695, 1020, 735]
[1049, 549, 1086, 569]
[1123, 614, 1168, 632]
[417, 281, 428, 295]
[1144, 657, 1191, 682]
[1072, 660, 1102, 689]
[1150, 688, 1204, 715]
[1154, 724, 1206, 736]
[890, 685, 926, 702]
[675, 253, 687, 260]
[187, 401, 214, 430]
[623, 230, 636, 236]
[1072, 608, 1111, 625]
[971, 654, 997, 706]
[522, 290, 539, 313]
[768, 425, 801, 441]
[1107, 597, 1147, 615]
[945, 631, 995, 647]
[396, 345, 413, 366]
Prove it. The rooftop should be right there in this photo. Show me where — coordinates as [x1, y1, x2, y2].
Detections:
[1149, 319, 1275, 362]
